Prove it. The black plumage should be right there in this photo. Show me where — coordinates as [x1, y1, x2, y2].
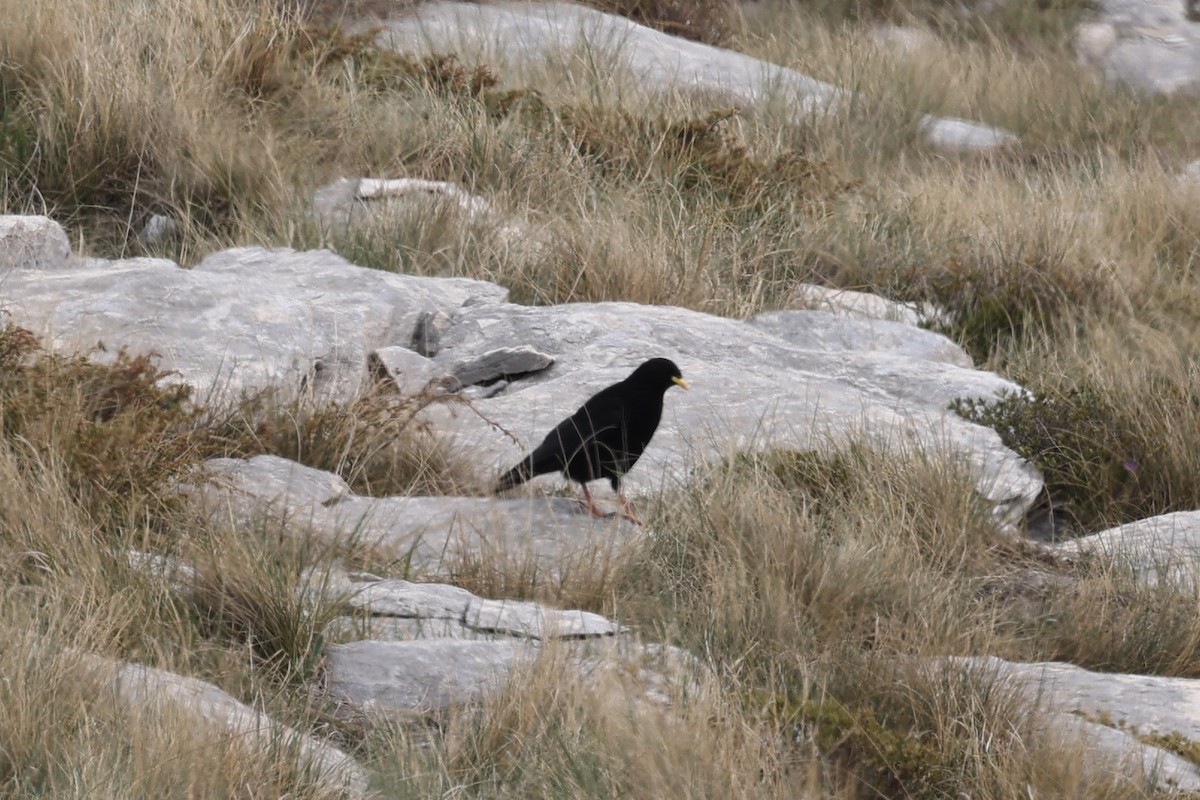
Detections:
[494, 358, 688, 521]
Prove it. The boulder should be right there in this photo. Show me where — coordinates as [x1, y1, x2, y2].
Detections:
[426, 301, 1042, 525]
[371, 1, 1016, 152]
[0, 214, 72, 271]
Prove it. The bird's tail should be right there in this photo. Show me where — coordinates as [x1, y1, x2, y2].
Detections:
[494, 459, 533, 494]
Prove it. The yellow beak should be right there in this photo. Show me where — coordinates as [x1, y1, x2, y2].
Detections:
[672, 376, 690, 390]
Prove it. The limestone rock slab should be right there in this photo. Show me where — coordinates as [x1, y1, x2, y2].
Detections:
[325, 639, 533, 712]
[464, 597, 622, 639]
[427, 301, 1042, 525]
[324, 636, 700, 715]
[1051, 510, 1200, 588]
[189, 455, 642, 578]
[1, 224, 506, 404]
[952, 656, 1200, 792]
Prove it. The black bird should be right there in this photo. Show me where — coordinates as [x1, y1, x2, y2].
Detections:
[494, 358, 688, 522]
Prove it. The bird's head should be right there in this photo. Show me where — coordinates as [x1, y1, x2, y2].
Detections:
[631, 358, 689, 391]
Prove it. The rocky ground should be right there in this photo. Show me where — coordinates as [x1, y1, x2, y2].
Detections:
[5, 0, 1200, 795]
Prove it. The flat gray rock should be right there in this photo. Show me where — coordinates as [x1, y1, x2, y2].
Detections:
[451, 345, 555, 386]
[324, 636, 699, 714]
[952, 656, 1200, 792]
[88, 654, 370, 797]
[374, 1, 1014, 152]
[189, 455, 642, 578]
[427, 302, 1042, 526]
[748, 309, 971, 368]
[1077, 0, 1200, 94]
[369, 345, 449, 394]
[0, 220, 506, 404]
[788, 283, 946, 328]
[325, 639, 534, 712]
[325, 571, 623, 639]
[1051, 510, 1200, 588]
[464, 596, 622, 638]
[342, 577, 477, 620]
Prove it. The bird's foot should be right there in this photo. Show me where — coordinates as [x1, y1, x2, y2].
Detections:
[618, 495, 644, 526]
[575, 498, 613, 518]
[578, 485, 612, 519]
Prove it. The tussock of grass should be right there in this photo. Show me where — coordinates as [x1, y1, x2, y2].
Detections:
[0, 325, 198, 530]
[0, 625, 349, 799]
[186, 528, 350, 685]
[956, 315, 1200, 533]
[216, 381, 478, 497]
[1027, 569, 1200, 678]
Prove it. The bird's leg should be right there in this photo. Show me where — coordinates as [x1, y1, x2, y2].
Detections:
[579, 484, 609, 518]
[617, 491, 643, 526]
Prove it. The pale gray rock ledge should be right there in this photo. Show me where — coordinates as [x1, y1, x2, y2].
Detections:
[372, 1, 1016, 152]
[188, 455, 642, 578]
[1051, 510, 1200, 588]
[84, 653, 371, 797]
[323, 637, 699, 715]
[0, 231, 505, 404]
[321, 568, 625, 640]
[951, 656, 1200, 793]
[425, 301, 1042, 526]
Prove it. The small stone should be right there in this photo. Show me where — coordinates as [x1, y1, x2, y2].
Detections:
[1075, 23, 1118, 65]
[919, 115, 1019, 153]
[451, 345, 554, 386]
[138, 214, 179, 245]
[369, 347, 449, 394]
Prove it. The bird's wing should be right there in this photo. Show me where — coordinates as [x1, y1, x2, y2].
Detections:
[527, 386, 626, 474]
